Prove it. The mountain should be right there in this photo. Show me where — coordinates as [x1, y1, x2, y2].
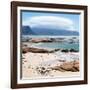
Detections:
[32, 27, 79, 36]
[22, 26, 36, 35]
[22, 26, 79, 36]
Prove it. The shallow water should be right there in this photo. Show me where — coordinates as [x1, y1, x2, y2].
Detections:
[32, 42, 79, 51]
[22, 35, 79, 51]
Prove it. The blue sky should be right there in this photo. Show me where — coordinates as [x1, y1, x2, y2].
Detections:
[21, 10, 80, 32]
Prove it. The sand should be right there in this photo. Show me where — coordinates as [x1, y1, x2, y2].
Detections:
[22, 52, 80, 79]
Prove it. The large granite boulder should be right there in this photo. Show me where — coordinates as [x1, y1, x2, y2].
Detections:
[60, 60, 79, 72]
[51, 60, 79, 72]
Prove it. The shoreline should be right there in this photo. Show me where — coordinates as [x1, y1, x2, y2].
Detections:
[22, 51, 80, 79]
[21, 36, 79, 79]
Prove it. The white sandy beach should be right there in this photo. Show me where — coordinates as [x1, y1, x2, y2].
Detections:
[22, 52, 80, 79]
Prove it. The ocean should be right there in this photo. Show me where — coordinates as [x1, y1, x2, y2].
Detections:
[32, 42, 79, 51]
[22, 35, 79, 51]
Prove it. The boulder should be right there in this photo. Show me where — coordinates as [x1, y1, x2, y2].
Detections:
[73, 60, 79, 71]
[61, 49, 69, 53]
[69, 49, 78, 52]
[51, 60, 79, 72]
[60, 60, 79, 72]
[22, 48, 30, 53]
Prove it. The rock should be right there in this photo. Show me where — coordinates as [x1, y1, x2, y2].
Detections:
[22, 48, 30, 53]
[31, 38, 53, 43]
[61, 49, 69, 53]
[73, 60, 79, 71]
[61, 49, 78, 53]
[36, 66, 51, 75]
[58, 60, 66, 62]
[51, 66, 66, 72]
[22, 47, 51, 53]
[73, 64, 79, 71]
[60, 62, 74, 71]
[22, 47, 60, 53]
[51, 60, 79, 72]
[60, 61, 79, 72]
[69, 49, 78, 52]
[49, 49, 60, 53]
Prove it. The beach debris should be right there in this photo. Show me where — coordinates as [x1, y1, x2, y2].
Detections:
[36, 65, 51, 76]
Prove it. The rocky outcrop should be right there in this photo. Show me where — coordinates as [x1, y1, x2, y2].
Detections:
[69, 49, 78, 52]
[49, 49, 60, 53]
[22, 47, 60, 53]
[22, 47, 49, 53]
[60, 61, 79, 72]
[22, 48, 30, 53]
[61, 49, 69, 53]
[51, 60, 79, 72]
[61, 49, 78, 53]
[22, 47, 78, 54]
[31, 38, 53, 43]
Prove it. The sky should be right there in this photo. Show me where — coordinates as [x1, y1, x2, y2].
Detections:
[21, 10, 80, 32]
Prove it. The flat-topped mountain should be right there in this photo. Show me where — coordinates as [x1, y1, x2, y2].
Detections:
[22, 25, 79, 36]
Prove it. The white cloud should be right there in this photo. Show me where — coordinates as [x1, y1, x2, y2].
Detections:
[23, 16, 76, 31]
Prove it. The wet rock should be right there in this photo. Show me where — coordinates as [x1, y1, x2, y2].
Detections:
[69, 49, 78, 52]
[22, 47, 60, 53]
[61, 49, 69, 53]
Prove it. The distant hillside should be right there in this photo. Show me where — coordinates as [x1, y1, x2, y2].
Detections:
[22, 26, 36, 35]
[22, 25, 79, 36]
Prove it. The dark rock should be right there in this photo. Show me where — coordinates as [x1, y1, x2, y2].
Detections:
[61, 49, 69, 53]
[49, 49, 60, 53]
[22, 47, 50, 53]
[22, 48, 30, 53]
[69, 49, 78, 52]
[36, 66, 51, 75]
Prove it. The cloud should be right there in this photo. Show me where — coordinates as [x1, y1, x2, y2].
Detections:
[23, 16, 76, 31]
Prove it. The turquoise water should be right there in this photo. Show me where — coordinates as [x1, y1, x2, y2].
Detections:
[32, 42, 79, 51]
[22, 35, 79, 51]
